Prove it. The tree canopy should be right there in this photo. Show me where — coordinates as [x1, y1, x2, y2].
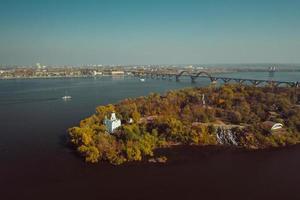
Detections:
[68, 84, 300, 164]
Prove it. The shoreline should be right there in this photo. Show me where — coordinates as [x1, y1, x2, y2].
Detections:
[0, 74, 129, 80]
[115, 143, 300, 166]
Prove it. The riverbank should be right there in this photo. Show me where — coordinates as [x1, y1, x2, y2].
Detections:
[0, 74, 129, 80]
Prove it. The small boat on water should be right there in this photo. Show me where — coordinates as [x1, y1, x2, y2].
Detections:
[140, 78, 145, 82]
[62, 95, 72, 100]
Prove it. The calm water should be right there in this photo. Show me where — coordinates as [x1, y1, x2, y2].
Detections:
[1, 72, 300, 200]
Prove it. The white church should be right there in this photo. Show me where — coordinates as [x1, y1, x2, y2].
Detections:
[104, 112, 121, 133]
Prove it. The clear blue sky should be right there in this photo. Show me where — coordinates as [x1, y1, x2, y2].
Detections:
[0, 0, 300, 65]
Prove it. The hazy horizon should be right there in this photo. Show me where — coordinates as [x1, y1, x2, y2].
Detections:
[1, 0, 300, 65]
[2, 63, 300, 68]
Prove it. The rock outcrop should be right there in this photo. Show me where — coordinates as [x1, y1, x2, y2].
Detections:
[216, 127, 239, 146]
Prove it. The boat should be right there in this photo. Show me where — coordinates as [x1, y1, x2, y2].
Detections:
[140, 78, 145, 82]
[62, 95, 72, 100]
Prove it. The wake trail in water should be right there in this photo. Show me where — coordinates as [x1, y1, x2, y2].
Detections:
[0, 97, 60, 106]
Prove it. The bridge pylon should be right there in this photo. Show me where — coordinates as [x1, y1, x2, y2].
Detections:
[268, 66, 276, 78]
[191, 76, 196, 83]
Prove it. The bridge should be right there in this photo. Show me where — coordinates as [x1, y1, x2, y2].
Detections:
[130, 70, 299, 88]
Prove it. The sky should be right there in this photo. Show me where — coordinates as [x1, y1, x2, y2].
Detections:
[0, 0, 300, 65]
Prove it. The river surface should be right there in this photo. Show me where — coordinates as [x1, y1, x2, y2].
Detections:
[0, 72, 300, 200]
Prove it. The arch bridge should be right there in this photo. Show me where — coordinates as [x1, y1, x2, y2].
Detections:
[131, 70, 299, 88]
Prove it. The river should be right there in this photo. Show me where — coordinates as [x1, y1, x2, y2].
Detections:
[0, 72, 300, 200]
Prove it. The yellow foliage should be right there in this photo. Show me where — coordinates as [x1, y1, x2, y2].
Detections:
[78, 145, 100, 163]
[68, 126, 95, 146]
[132, 110, 141, 122]
[126, 141, 142, 161]
[96, 104, 115, 121]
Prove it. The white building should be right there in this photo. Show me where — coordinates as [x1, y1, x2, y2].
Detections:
[93, 71, 103, 76]
[271, 123, 283, 130]
[110, 71, 124, 75]
[262, 121, 284, 131]
[104, 112, 121, 133]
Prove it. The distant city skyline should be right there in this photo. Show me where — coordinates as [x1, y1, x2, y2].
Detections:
[0, 0, 300, 65]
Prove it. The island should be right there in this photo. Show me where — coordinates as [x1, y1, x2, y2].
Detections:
[68, 84, 300, 165]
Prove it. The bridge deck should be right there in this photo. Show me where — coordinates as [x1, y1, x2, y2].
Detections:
[130, 71, 299, 87]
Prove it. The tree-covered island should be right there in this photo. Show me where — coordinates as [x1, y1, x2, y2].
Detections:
[68, 84, 300, 165]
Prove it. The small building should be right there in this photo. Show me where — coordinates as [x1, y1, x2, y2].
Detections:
[128, 118, 133, 123]
[262, 121, 283, 131]
[110, 71, 124, 76]
[104, 112, 121, 133]
[93, 71, 103, 76]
